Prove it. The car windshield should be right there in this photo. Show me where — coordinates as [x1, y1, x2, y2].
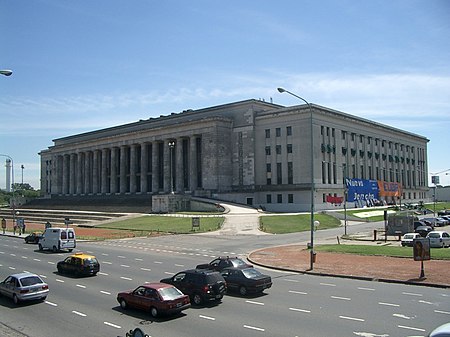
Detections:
[242, 268, 263, 278]
[428, 233, 441, 238]
[158, 287, 184, 300]
[20, 276, 43, 287]
[403, 234, 414, 239]
[231, 259, 247, 267]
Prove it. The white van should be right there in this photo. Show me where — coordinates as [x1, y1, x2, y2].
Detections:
[38, 228, 76, 252]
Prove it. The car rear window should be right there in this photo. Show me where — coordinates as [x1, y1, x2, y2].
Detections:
[205, 273, 224, 283]
[158, 287, 184, 300]
[242, 268, 263, 279]
[20, 276, 43, 286]
[83, 258, 98, 265]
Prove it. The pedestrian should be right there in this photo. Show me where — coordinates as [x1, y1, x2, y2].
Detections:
[13, 223, 17, 235]
[22, 221, 26, 235]
[1, 217, 6, 235]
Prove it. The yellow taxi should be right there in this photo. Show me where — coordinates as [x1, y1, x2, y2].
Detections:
[57, 252, 100, 276]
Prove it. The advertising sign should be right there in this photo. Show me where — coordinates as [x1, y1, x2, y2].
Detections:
[413, 238, 430, 261]
[345, 178, 379, 203]
[378, 180, 403, 197]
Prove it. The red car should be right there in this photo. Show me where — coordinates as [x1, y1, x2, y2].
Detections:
[117, 283, 190, 317]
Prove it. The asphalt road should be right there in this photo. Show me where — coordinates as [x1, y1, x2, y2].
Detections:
[1, 228, 449, 337]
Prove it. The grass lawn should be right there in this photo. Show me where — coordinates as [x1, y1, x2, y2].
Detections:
[97, 215, 224, 234]
[315, 244, 450, 260]
[260, 213, 341, 234]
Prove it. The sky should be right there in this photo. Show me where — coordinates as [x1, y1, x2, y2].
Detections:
[1, 0, 450, 190]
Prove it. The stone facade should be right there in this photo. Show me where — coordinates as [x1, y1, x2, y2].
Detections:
[40, 99, 429, 212]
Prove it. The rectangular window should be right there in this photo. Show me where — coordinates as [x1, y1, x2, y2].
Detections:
[287, 144, 293, 153]
[288, 162, 293, 184]
[277, 163, 282, 184]
[266, 194, 272, 203]
[265, 146, 271, 155]
[288, 194, 293, 203]
[267, 178, 271, 185]
[265, 129, 270, 138]
[286, 126, 292, 136]
[277, 194, 282, 203]
[276, 145, 281, 155]
[276, 128, 281, 137]
[266, 163, 271, 172]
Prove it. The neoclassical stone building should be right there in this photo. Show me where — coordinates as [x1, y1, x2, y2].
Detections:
[40, 99, 429, 212]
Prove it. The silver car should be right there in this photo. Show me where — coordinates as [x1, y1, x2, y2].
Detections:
[427, 231, 450, 248]
[0, 272, 49, 304]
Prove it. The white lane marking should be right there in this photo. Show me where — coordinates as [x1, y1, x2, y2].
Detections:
[140, 268, 151, 271]
[199, 315, 216, 321]
[418, 300, 434, 305]
[289, 307, 311, 313]
[76, 284, 86, 289]
[120, 276, 133, 281]
[320, 282, 336, 287]
[246, 300, 264, 306]
[8, 266, 16, 270]
[402, 292, 422, 297]
[284, 279, 300, 283]
[72, 311, 87, 317]
[98, 272, 109, 276]
[21, 256, 28, 259]
[33, 258, 41, 262]
[104, 322, 121, 329]
[154, 261, 163, 264]
[101, 253, 109, 256]
[289, 290, 307, 295]
[357, 287, 375, 291]
[120, 265, 130, 268]
[435, 310, 450, 315]
[45, 301, 58, 306]
[135, 258, 143, 261]
[398, 325, 425, 332]
[100, 290, 111, 295]
[102, 261, 112, 265]
[393, 313, 413, 319]
[339, 316, 365, 322]
[244, 325, 265, 332]
[48, 262, 55, 265]
[10, 253, 16, 256]
[331, 296, 351, 301]
[117, 256, 126, 259]
[39, 275, 47, 279]
[55, 279, 65, 283]
[379, 302, 400, 307]
[164, 272, 175, 275]
[175, 264, 184, 267]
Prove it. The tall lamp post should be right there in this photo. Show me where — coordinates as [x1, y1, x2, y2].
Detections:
[168, 141, 175, 194]
[277, 87, 315, 270]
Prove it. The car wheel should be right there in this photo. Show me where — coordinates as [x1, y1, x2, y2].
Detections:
[150, 307, 158, 318]
[13, 294, 19, 305]
[192, 293, 203, 305]
[57, 266, 63, 274]
[239, 286, 248, 296]
[52, 246, 57, 253]
[38, 244, 43, 251]
[119, 298, 128, 309]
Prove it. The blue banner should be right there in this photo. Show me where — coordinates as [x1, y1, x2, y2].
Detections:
[345, 178, 379, 204]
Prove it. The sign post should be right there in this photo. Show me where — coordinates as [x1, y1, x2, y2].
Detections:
[413, 238, 430, 278]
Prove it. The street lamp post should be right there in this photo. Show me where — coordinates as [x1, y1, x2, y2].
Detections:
[277, 87, 315, 270]
[168, 141, 175, 194]
[21, 165, 24, 186]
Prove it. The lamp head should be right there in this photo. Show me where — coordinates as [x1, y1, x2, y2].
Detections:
[277, 87, 286, 93]
[0, 69, 13, 76]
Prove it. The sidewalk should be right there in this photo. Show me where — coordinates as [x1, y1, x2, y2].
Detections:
[248, 244, 450, 288]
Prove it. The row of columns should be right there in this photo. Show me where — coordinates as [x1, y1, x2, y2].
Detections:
[49, 137, 202, 196]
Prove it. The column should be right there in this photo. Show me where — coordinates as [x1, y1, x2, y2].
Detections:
[140, 143, 148, 193]
[130, 144, 137, 193]
[152, 142, 159, 193]
[189, 136, 198, 192]
[76, 152, 83, 195]
[62, 154, 69, 194]
[120, 145, 127, 194]
[176, 138, 183, 192]
[164, 140, 172, 193]
[51, 155, 60, 195]
[69, 153, 76, 195]
[92, 150, 99, 194]
[101, 148, 108, 194]
[110, 147, 117, 194]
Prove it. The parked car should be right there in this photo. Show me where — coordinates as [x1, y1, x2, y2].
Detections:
[436, 217, 450, 226]
[24, 231, 43, 244]
[220, 267, 272, 296]
[196, 256, 252, 272]
[117, 283, 190, 317]
[422, 217, 446, 227]
[160, 269, 226, 305]
[401, 233, 421, 247]
[428, 322, 450, 337]
[414, 220, 428, 229]
[440, 215, 450, 223]
[0, 272, 49, 304]
[415, 225, 433, 237]
[57, 252, 100, 276]
[427, 231, 450, 248]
